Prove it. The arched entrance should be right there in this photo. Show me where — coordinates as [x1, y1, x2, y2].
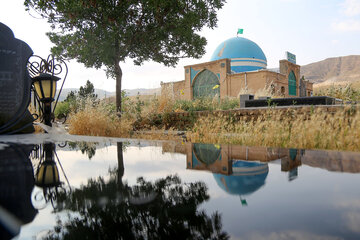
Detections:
[192, 70, 220, 99]
[193, 143, 221, 165]
[288, 71, 297, 96]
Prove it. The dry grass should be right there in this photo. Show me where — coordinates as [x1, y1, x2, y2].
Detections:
[67, 102, 180, 141]
[314, 81, 360, 102]
[67, 85, 360, 152]
[187, 106, 360, 152]
[68, 106, 133, 137]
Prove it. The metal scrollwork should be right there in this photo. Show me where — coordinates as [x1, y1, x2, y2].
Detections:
[27, 54, 68, 114]
[27, 54, 67, 78]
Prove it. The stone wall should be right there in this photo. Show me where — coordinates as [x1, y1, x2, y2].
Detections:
[160, 80, 185, 100]
[225, 70, 290, 98]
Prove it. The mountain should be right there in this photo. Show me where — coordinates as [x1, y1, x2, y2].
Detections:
[301, 55, 360, 84]
[57, 88, 115, 101]
[124, 88, 161, 96]
[57, 88, 160, 101]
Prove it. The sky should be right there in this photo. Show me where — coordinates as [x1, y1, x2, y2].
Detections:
[1, 0, 360, 91]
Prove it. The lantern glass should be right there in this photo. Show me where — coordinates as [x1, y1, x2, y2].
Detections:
[34, 80, 57, 100]
[36, 162, 60, 187]
[32, 73, 60, 101]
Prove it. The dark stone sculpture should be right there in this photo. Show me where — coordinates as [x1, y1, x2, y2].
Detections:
[0, 22, 34, 134]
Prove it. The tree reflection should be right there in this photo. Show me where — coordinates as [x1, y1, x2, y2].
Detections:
[68, 141, 97, 160]
[45, 172, 228, 240]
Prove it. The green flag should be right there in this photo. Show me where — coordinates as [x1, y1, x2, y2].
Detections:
[237, 28, 243, 35]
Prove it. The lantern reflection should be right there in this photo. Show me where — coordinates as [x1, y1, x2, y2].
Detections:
[31, 142, 70, 209]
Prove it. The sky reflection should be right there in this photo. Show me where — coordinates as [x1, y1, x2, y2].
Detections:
[0, 140, 359, 239]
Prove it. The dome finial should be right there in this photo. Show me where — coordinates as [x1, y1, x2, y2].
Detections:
[237, 28, 244, 37]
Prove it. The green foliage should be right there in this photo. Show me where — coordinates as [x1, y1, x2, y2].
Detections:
[173, 98, 239, 112]
[25, 0, 226, 111]
[63, 80, 99, 115]
[314, 84, 360, 102]
[54, 101, 71, 118]
[219, 98, 239, 110]
[134, 94, 145, 119]
[25, 0, 225, 70]
[78, 80, 97, 101]
[64, 90, 76, 102]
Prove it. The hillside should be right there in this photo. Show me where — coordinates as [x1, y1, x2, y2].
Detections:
[301, 55, 360, 84]
[58, 87, 160, 101]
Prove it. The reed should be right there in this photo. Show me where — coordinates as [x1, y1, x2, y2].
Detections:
[187, 106, 360, 152]
[314, 83, 360, 102]
[68, 103, 133, 137]
[67, 84, 360, 152]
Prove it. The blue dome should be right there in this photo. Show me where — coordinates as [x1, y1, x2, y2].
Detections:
[213, 160, 268, 196]
[210, 37, 267, 73]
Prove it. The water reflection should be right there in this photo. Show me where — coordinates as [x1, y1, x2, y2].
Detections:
[189, 143, 269, 205]
[32, 142, 71, 210]
[162, 141, 359, 175]
[0, 143, 37, 240]
[1, 139, 360, 239]
[43, 143, 229, 240]
[68, 141, 97, 160]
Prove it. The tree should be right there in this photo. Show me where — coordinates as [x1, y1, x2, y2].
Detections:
[78, 80, 97, 101]
[64, 90, 77, 103]
[24, 0, 226, 114]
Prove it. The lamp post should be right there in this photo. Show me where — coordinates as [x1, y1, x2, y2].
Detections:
[28, 55, 67, 127]
[32, 73, 60, 126]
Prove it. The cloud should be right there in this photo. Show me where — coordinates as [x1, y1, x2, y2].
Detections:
[342, 0, 360, 16]
[332, 19, 360, 31]
[242, 231, 343, 240]
[343, 211, 360, 233]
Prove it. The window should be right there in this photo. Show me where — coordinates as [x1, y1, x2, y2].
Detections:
[288, 71, 297, 96]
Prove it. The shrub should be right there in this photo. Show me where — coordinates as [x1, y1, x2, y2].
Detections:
[54, 101, 71, 119]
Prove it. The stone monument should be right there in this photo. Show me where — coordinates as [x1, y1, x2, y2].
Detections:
[0, 22, 34, 134]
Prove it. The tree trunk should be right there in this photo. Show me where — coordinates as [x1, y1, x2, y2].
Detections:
[117, 142, 124, 187]
[115, 61, 122, 115]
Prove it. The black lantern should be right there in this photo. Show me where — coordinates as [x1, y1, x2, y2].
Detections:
[32, 73, 61, 103]
[28, 55, 68, 127]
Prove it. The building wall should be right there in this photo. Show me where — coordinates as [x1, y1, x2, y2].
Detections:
[183, 59, 231, 100]
[279, 60, 301, 96]
[160, 80, 186, 100]
[225, 70, 291, 98]
[161, 58, 312, 100]
[305, 81, 314, 96]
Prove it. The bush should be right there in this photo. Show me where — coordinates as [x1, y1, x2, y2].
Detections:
[54, 101, 71, 119]
[314, 84, 360, 102]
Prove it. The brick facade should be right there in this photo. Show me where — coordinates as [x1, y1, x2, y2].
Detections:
[161, 58, 313, 100]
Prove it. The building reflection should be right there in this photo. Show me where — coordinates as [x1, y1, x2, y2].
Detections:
[162, 141, 360, 203]
[185, 143, 302, 176]
[0, 143, 38, 240]
[163, 141, 360, 175]
[188, 143, 271, 205]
